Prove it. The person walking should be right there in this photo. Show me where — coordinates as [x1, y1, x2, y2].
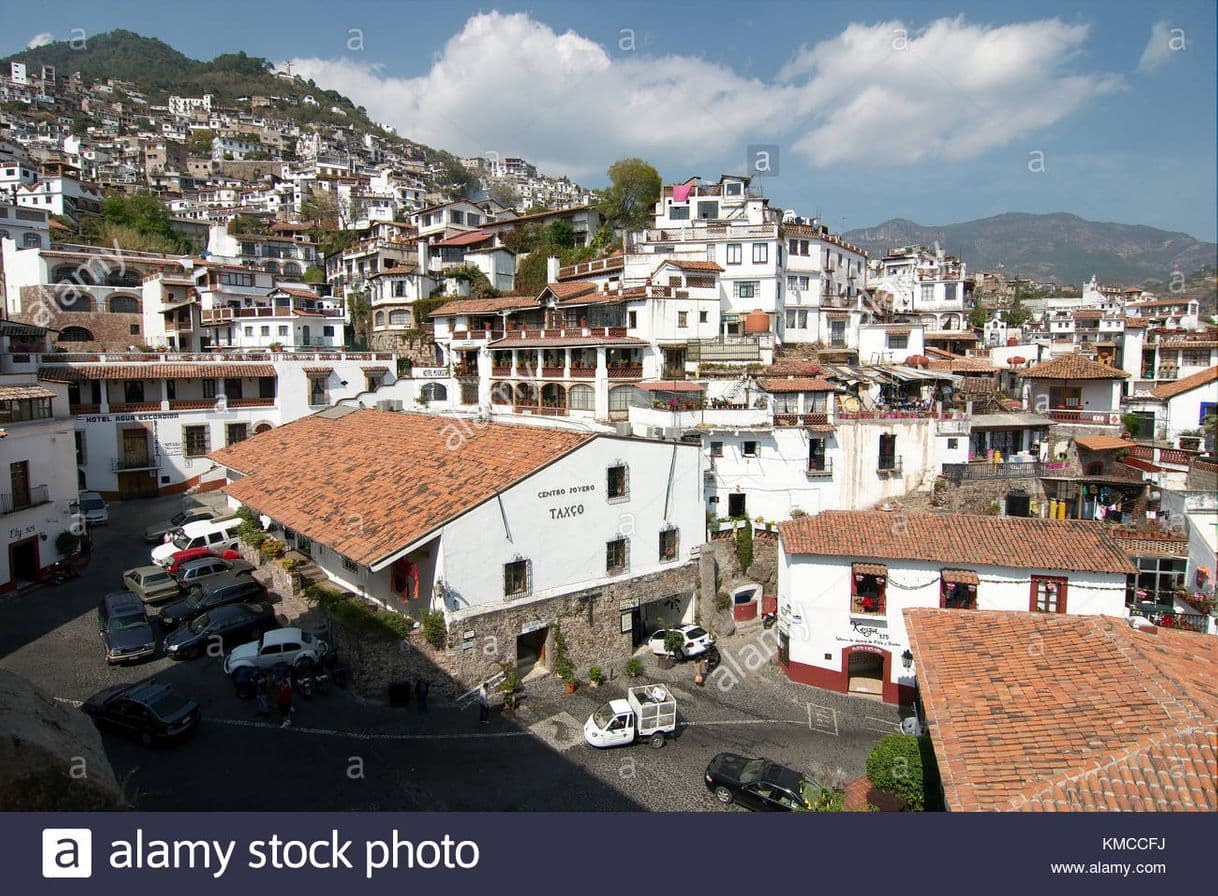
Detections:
[477, 683, 490, 725]
[277, 676, 294, 728]
[255, 672, 270, 716]
[415, 677, 429, 713]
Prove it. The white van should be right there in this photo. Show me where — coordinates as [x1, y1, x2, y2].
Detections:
[151, 517, 243, 566]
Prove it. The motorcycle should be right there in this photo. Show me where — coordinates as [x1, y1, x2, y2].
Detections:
[47, 560, 81, 585]
[762, 610, 777, 629]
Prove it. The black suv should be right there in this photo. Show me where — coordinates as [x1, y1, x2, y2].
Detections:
[158, 572, 269, 630]
[82, 681, 200, 745]
[97, 591, 157, 665]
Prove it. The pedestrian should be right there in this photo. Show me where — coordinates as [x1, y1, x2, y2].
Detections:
[277, 676, 294, 728]
[694, 658, 706, 687]
[477, 683, 490, 725]
[255, 672, 270, 716]
[415, 677, 429, 713]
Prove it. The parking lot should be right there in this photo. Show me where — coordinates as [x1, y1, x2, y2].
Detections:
[0, 494, 893, 811]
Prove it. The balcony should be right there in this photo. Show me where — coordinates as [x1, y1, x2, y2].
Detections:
[942, 461, 1045, 483]
[569, 366, 596, 378]
[112, 455, 160, 472]
[108, 402, 162, 413]
[1, 484, 50, 514]
[452, 364, 478, 379]
[877, 456, 903, 475]
[606, 365, 643, 379]
[451, 328, 504, 342]
[69, 403, 100, 415]
[1128, 604, 1212, 635]
[806, 458, 833, 477]
[540, 366, 565, 378]
[491, 365, 512, 377]
[1046, 408, 1119, 426]
[774, 412, 832, 428]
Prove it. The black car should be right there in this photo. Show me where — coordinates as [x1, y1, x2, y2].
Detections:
[158, 572, 268, 629]
[81, 681, 200, 745]
[97, 591, 157, 665]
[164, 602, 277, 660]
[704, 752, 820, 811]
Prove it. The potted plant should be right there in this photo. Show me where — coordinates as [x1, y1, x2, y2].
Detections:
[587, 665, 605, 687]
[562, 670, 578, 694]
[659, 631, 684, 669]
[500, 666, 522, 713]
[624, 657, 643, 678]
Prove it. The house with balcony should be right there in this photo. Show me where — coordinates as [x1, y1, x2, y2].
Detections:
[776, 512, 1134, 704]
[1125, 297, 1201, 330]
[0, 202, 49, 250]
[205, 222, 318, 278]
[1123, 366, 1218, 447]
[1137, 332, 1218, 388]
[324, 220, 418, 298]
[1019, 352, 1129, 428]
[192, 265, 345, 350]
[36, 349, 396, 499]
[866, 245, 967, 331]
[366, 261, 439, 356]
[210, 408, 704, 686]
[0, 319, 78, 591]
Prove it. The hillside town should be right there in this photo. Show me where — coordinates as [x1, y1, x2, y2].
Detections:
[1, 47, 1215, 817]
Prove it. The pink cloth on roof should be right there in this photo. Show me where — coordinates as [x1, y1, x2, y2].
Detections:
[671, 184, 692, 202]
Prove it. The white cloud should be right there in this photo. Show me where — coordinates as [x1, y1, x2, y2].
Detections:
[289, 12, 1120, 177]
[1137, 21, 1176, 73]
[26, 32, 54, 49]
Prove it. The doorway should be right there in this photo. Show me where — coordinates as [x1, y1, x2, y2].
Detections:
[121, 428, 149, 468]
[118, 470, 157, 498]
[846, 650, 886, 701]
[727, 492, 746, 519]
[9, 537, 40, 585]
[516, 627, 548, 678]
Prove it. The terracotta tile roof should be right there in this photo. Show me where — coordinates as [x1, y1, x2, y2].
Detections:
[1021, 353, 1130, 380]
[430, 295, 536, 317]
[39, 363, 275, 381]
[1074, 435, 1135, 452]
[655, 259, 724, 273]
[1150, 366, 1218, 400]
[434, 229, 493, 248]
[905, 609, 1218, 812]
[1160, 339, 1218, 349]
[766, 359, 824, 376]
[757, 376, 839, 393]
[543, 281, 600, 302]
[927, 356, 1000, 373]
[211, 409, 594, 567]
[274, 287, 320, 299]
[778, 511, 1135, 574]
[1123, 318, 1149, 328]
[490, 334, 648, 349]
[636, 380, 704, 393]
[925, 330, 978, 340]
[0, 384, 58, 400]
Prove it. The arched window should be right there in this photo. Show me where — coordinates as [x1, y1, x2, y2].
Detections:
[282, 262, 301, 277]
[262, 261, 280, 274]
[569, 384, 595, 410]
[388, 309, 412, 327]
[541, 383, 566, 409]
[108, 294, 140, 313]
[514, 383, 538, 406]
[420, 382, 447, 402]
[490, 382, 513, 405]
[54, 265, 92, 285]
[58, 326, 95, 342]
[609, 385, 639, 411]
[105, 271, 142, 287]
[254, 422, 273, 434]
[374, 311, 385, 328]
[57, 291, 93, 312]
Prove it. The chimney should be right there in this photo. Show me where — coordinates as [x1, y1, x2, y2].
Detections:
[546, 256, 561, 283]
[416, 239, 427, 272]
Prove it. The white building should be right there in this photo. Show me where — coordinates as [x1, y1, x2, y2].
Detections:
[0, 204, 49, 251]
[1123, 366, 1218, 446]
[776, 511, 1135, 704]
[867, 245, 967, 331]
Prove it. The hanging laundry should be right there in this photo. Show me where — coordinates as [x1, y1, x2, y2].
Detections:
[671, 184, 692, 202]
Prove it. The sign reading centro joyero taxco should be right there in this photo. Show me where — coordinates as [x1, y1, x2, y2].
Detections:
[538, 483, 595, 520]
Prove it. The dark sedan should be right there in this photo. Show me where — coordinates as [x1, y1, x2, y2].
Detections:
[164, 602, 277, 660]
[97, 591, 158, 665]
[158, 573, 268, 629]
[704, 752, 820, 811]
[81, 681, 200, 745]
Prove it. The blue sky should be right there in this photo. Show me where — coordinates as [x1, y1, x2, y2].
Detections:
[5, 0, 1216, 242]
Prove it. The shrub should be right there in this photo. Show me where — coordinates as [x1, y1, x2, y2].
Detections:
[234, 506, 259, 525]
[799, 785, 845, 812]
[55, 531, 80, 557]
[713, 591, 731, 613]
[624, 657, 642, 678]
[735, 523, 754, 572]
[587, 665, 605, 685]
[279, 556, 301, 572]
[663, 631, 685, 657]
[420, 609, 447, 649]
[236, 520, 266, 548]
[865, 734, 941, 811]
[500, 666, 522, 695]
[259, 537, 286, 559]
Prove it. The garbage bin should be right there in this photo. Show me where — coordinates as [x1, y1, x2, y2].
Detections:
[733, 590, 758, 621]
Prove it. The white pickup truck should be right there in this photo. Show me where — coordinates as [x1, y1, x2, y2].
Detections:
[584, 684, 678, 748]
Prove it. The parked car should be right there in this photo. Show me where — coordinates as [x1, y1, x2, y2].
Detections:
[143, 507, 216, 544]
[122, 565, 181, 604]
[158, 572, 268, 629]
[81, 681, 199, 745]
[224, 626, 328, 676]
[648, 624, 715, 659]
[704, 753, 821, 811]
[164, 602, 277, 660]
[78, 490, 109, 526]
[172, 556, 254, 590]
[97, 591, 157, 665]
[151, 518, 242, 566]
[166, 546, 241, 575]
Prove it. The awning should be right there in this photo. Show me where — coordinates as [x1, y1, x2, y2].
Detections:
[637, 381, 704, 393]
[853, 562, 887, 576]
[941, 568, 979, 586]
[0, 384, 57, 400]
[302, 366, 332, 375]
[361, 365, 389, 373]
[0, 321, 48, 337]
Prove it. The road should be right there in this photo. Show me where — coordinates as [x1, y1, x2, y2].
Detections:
[0, 493, 895, 811]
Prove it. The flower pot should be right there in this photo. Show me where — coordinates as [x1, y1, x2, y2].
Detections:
[657, 655, 675, 670]
[564, 682, 577, 694]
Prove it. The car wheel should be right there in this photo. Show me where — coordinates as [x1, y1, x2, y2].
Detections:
[714, 786, 733, 805]
[650, 732, 666, 749]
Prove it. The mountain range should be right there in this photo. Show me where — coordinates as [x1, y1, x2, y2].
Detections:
[843, 213, 1216, 291]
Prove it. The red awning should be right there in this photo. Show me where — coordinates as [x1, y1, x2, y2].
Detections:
[853, 562, 887, 576]
[941, 568, 979, 586]
[636, 381, 704, 392]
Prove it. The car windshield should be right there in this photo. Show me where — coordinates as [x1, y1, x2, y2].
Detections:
[187, 613, 211, 634]
[171, 532, 192, 549]
[592, 703, 616, 729]
[107, 614, 146, 632]
[81, 498, 104, 511]
[738, 759, 767, 784]
[184, 589, 204, 608]
[686, 626, 708, 639]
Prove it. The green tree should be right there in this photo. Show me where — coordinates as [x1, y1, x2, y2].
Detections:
[544, 218, 575, 249]
[1003, 289, 1033, 328]
[865, 734, 942, 811]
[968, 301, 989, 330]
[86, 191, 190, 253]
[227, 213, 267, 236]
[597, 158, 661, 232]
[735, 524, 754, 573]
[186, 129, 214, 155]
[302, 265, 325, 284]
[486, 182, 519, 209]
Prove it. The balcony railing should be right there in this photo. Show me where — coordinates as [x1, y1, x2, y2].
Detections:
[452, 364, 478, 378]
[569, 366, 596, 378]
[942, 461, 1046, 483]
[1, 484, 50, 514]
[451, 328, 504, 342]
[775, 412, 831, 428]
[112, 456, 159, 472]
[540, 366, 565, 378]
[806, 458, 833, 477]
[607, 365, 643, 379]
[108, 402, 162, 413]
[1128, 605, 1211, 635]
[878, 456, 903, 474]
[69, 403, 100, 415]
[1046, 408, 1119, 425]
[491, 365, 512, 376]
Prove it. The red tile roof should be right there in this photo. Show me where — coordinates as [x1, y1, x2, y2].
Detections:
[543, 281, 600, 302]
[39, 363, 275, 381]
[211, 409, 593, 567]
[430, 295, 536, 317]
[434, 229, 494, 248]
[757, 377, 839, 393]
[778, 511, 1135, 574]
[905, 609, 1218, 812]
[654, 259, 724, 273]
[1021, 353, 1130, 379]
[1073, 435, 1135, 451]
[1150, 365, 1218, 400]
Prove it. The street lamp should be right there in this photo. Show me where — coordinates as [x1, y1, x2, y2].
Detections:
[901, 649, 914, 670]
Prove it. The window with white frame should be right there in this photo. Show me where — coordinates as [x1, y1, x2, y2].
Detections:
[752, 243, 768, 264]
[734, 281, 758, 299]
[606, 537, 629, 574]
[726, 243, 742, 265]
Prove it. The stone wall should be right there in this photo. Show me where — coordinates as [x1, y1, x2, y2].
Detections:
[934, 476, 1048, 516]
[369, 329, 435, 368]
[15, 302, 145, 352]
